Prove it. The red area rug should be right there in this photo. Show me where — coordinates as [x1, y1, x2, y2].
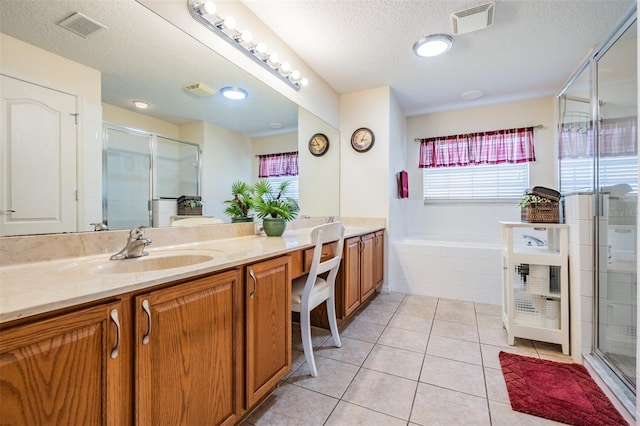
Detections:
[499, 351, 628, 426]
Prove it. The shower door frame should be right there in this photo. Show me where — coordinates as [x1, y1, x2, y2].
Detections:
[592, 9, 638, 394]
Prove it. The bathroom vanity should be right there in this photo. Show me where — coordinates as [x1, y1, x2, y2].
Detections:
[0, 221, 384, 425]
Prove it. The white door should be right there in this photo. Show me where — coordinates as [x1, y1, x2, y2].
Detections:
[0, 75, 78, 236]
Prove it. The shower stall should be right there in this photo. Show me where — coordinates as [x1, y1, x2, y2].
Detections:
[103, 123, 201, 230]
[559, 5, 637, 411]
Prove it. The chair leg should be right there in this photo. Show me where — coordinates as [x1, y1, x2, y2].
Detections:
[326, 296, 341, 348]
[300, 310, 318, 377]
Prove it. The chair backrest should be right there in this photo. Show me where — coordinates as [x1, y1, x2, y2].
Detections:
[305, 222, 345, 293]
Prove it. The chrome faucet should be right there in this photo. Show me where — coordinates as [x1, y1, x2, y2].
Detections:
[91, 222, 109, 231]
[523, 234, 546, 247]
[110, 225, 152, 260]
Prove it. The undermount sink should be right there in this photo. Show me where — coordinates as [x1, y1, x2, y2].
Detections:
[90, 253, 215, 274]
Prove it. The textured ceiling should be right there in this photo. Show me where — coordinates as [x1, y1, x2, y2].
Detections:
[243, 0, 635, 115]
[1, 0, 634, 135]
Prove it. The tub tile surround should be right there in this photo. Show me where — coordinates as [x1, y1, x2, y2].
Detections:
[391, 237, 502, 305]
[0, 217, 385, 323]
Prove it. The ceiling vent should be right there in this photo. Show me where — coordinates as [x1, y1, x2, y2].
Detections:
[57, 12, 107, 38]
[184, 83, 216, 97]
[451, 2, 495, 35]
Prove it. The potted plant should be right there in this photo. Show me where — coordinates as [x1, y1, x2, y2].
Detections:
[223, 181, 255, 223]
[252, 179, 299, 236]
[177, 195, 202, 215]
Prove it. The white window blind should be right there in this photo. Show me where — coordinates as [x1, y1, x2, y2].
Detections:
[263, 176, 299, 202]
[423, 162, 529, 202]
[559, 156, 638, 193]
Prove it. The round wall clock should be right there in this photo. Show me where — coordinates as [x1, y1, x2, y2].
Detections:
[351, 127, 375, 153]
[308, 133, 329, 157]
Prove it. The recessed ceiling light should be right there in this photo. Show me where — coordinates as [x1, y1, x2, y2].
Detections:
[220, 86, 248, 100]
[413, 34, 453, 58]
[460, 89, 484, 100]
[132, 100, 149, 109]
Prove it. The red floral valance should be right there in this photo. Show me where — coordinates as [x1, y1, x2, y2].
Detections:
[258, 151, 299, 178]
[419, 127, 536, 168]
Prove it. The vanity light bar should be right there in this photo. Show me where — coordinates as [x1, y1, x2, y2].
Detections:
[187, 0, 307, 91]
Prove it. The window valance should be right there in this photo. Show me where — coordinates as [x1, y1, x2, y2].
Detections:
[258, 151, 299, 178]
[558, 116, 637, 159]
[418, 127, 536, 168]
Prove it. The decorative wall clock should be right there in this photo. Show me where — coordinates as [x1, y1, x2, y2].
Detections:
[350, 127, 375, 153]
[308, 133, 329, 156]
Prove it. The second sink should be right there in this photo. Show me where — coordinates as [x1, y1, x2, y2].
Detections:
[91, 253, 215, 274]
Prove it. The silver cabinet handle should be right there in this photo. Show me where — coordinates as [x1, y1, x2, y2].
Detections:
[142, 299, 151, 344]
[249, 269, 257, 300]
[110, 308, 121, 359]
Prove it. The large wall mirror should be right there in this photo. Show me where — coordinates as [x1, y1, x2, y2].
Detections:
[0, 0, 339, 236]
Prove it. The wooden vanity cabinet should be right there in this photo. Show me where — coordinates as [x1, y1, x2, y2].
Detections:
[373, 230, 384, 288]
[0, 300, 126, 426]
[134, 270, 242, 426]
[307, 230, 385, 328]
[245, 255, 292, 408]
[342, 231, 384, 318]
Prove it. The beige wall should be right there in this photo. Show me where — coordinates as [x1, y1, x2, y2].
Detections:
[102, 103, 181, 139]
[298, 108, 340, 217]
[407, 96, 557, 198]
[339, 87, 391, 219]
[1, 33, 101, 104]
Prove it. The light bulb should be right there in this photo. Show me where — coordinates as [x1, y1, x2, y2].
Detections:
[222, 16, 236, 30]
[255, 42, 266, 53]
[200, 1, 216, 15]
[300, 78, 309, 87]
[240, 30, 253, 43]
[268, 53, 279, 64]
[280, 62, 290, 72]
[290, 70, 301, 80]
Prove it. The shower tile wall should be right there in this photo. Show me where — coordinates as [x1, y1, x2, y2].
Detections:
[565, 193, 595, 361]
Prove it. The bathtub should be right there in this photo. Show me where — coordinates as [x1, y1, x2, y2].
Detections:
[391, 235, 503, 305]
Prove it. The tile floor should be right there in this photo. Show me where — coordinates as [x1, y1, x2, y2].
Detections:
[243, 292, 574, 425]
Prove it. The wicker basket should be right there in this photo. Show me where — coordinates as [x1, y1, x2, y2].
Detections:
[177, 206, 202, 216]
[521, 202, 559, 223]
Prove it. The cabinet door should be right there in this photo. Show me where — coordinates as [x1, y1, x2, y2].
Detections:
[0, 301, 124, 426]
[343, 236, 362, 317]
[374, 231, 384, 288]
[246, 256, 291, 407]
[360, 233, 376, 301]
[135, 270, 241, 426]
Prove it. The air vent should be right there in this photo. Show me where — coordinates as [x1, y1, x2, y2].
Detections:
[184, 83, 216, 97]
[57, 12, 107, 38]
[451, 2, 495, 35]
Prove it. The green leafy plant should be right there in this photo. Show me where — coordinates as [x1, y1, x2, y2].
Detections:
[223, 181, 255, 219]
[519, 194, 553, 209]
[252, 179, 299, 221]
[179, 199, 202, 208]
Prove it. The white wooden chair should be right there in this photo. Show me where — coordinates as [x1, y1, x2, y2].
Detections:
[291, 222, 345, 377]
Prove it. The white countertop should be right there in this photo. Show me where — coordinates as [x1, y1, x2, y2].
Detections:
[0, 226, 382, 324]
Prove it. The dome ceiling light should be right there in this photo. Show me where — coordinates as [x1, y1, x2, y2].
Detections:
[132, 100, 149, 109]
[413, 34, 454, 58]
[220, 86, 248, 100]
[460, 89, 484, 100]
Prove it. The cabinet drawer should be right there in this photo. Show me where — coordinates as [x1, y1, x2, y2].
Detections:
[303, 242, 339, 272]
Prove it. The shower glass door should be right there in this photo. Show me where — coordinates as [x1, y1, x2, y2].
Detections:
[104, 126, 152, 230]
[595, 18, 637, 389]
